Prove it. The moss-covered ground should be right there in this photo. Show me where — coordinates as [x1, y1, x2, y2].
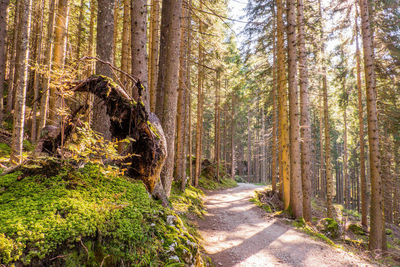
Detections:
[0, 163, 201, 266]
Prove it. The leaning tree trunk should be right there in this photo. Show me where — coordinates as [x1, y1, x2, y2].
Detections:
[10, 0, 32, 164]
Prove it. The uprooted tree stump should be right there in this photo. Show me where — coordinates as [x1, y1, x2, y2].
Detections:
[36, 75, 167, 193]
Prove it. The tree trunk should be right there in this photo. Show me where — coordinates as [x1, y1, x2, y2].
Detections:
[76, 0, 85, 61]
[277, 0, 290, 209]
[297, 0, 312, 222]
[359, 0, 385, 251]
[131, 0, 149, 110]
[194, 2, 204, 187]
[271, 10, 278, 192]
[37, 0, 56, 140]
[247, 109, 252, 182]
[286, 0, 302, 218]
[10, 0, 32, 164]
[155, 0, 183, 197]
[231, 93, 236, 179]
[148, 0, 160, 112]
[120, 0, 130, 87]
[113, 0, 120, 65]
[49, 0, 69, 126]
[93, 0, 115, 140]
[6, 0, 20, 114]
[176, 3, 189, 190]
[318, 0, 334, 218]
[0, 0, 10, 122]
[30, 0, 45, 143]
[214, 69, 221, 181]
[355, 2, 368, 228]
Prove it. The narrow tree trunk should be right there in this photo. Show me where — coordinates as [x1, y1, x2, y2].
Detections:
[214, 69, 221, 181]
[271, 11, 278, 192]
[120, 0, 130, 87]
[155, 0, 183, 197]
[176, 3, 188, 190]
[148, 0, 160, 112]
[0, 0, 10, 122]
[318, 0, 334, 218]
[113, 0, 120, 65]
[298, 0, 312, 222]
[277, 0, 290, 209]
[49, 0, 69, 126]
[10, 0, 32, 164]
[359, 0, 385, 251]
[30, 0, 45, 143]
[247, 109, 252, 182]
[194, 2, 204, 187]
[6, 1, 20, 114]
[355, 2, 368, 228]
[76, 0, 85, 61]
[231, 93, 236, 179]
[131, 0, 149, 110]
[37, 0, 56, 139]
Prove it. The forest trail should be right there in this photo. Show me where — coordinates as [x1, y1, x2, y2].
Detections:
[197, 183, 372, 267]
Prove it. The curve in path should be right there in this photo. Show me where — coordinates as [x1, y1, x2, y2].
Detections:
[197, 183, 372, 267]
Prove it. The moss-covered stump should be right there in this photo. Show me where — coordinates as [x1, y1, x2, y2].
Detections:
[0, 163, 201, 266]
[317, 218, 340, 239]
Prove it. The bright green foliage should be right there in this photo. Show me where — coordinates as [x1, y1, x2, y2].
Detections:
[318, 218, 340, 239]
[199, 177, 237, 190]
[0, 143, 10, 157]
[170, 183, 205, 217]
[348, 224, 365, 236]
[0, 163, 200, 265]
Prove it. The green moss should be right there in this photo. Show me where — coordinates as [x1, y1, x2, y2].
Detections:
[348, 224, 365, 235]
[319, 218, 340, 239]
[250, 195, 272, 213]
[199, 177, 237, 190]
[0, 163, 200, 266]
[0, 143, 10, 157]
[147, 121, 161, 139]
[385, 228, 393, 236]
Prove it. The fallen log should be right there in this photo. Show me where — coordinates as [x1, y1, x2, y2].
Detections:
[37, 75, 167, 193]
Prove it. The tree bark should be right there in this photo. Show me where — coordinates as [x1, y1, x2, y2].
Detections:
[355, 2, 368, 228]
[49, 0, 69, 126]
[131, 0, 149, 110]
[155, 0, 183, 197]
[271, 9, 278, 192]
[287, 0, 302, 218]
[214, 69, 221, 181]
[120, 0, 130, 87]
[176, 2, 189, 190]
[297, 0, 312, 222]
[359, 0, 385, 251]
[0, 0, 10, 123]
[37, 0, 56, 140]
[148, 0, 160, 112]
[93, 0, 115, 140]
[277, 0, 290, 209]
[30, 0, 45, 143]
[10, 0, 32, 164]
[231, 93, 236, 179]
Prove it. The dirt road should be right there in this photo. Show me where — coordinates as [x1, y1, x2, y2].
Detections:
[197, 183, 372, 267]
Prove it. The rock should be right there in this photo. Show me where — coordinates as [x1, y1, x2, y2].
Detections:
[167, 215, 177, 225]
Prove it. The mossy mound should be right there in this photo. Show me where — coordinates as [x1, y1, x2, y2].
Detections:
[0, 163, 201, 266]
[348, 223, 366, 236]
[197, 160, 237, 190]
[317, 218, 340, 239]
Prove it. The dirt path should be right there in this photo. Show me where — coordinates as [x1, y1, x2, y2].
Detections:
[197, 183, 372, 267]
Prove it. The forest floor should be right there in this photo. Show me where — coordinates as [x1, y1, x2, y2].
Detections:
[197, 183, 373, 267]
